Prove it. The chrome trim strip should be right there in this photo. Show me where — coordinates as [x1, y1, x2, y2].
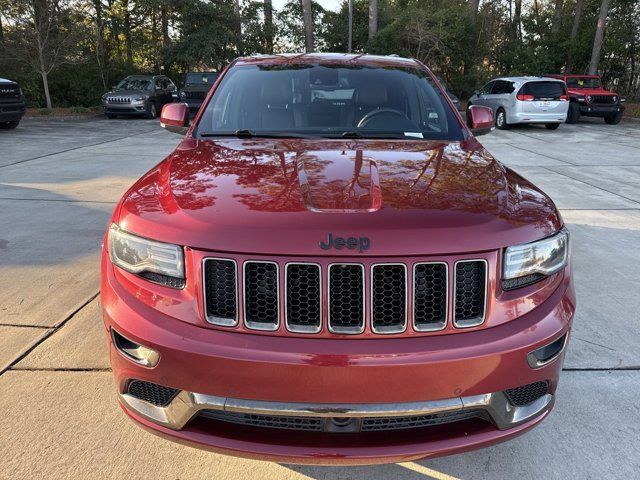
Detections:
[412, 261, 449, 332]
[202, 257, 238, 327]
[370, 263, 408, 334]
[527, 333, 569, 369]
[284, 262, 322, 334]
[453, 259, 488, 328]
[327, 263, 366, 334]
[243, 260, 280, 331]
[119, 388, 553, 431]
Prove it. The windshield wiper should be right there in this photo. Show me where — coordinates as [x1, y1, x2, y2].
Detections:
[199, 129, 318, 139]
[334, 131, 412, 139]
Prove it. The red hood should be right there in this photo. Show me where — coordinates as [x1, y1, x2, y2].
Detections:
[117, 138, 562, 256]
[568, 88, 617, 95]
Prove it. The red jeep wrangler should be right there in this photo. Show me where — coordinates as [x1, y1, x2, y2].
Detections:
[545, 74, 625, 125]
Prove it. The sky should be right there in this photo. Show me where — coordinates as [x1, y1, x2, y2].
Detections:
[272, 0, 342, 13]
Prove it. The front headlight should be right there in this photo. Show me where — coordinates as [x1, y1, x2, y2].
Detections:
[108, 224, 185, 288]
[502, 228, 569, 291]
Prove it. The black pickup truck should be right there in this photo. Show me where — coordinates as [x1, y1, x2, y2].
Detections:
[0, 77, 27, 129]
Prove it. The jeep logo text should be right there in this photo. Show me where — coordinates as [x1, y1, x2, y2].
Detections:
[319, 233, 370, 253]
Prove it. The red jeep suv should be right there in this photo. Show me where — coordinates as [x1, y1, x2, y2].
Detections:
[545, 74, 625, 124]
[102, 54, 575, 465]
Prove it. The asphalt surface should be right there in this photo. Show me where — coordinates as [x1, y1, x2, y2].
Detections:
[1, 116, 639, 479]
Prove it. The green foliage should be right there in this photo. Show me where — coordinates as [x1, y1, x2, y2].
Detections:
[1, 0, 639, 106]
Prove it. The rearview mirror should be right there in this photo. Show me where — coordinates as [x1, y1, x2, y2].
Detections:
[466, 105, 494, 136]
[160, 103, 189, 135]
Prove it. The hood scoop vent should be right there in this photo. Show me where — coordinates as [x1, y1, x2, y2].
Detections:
[296, 150, 382, 213]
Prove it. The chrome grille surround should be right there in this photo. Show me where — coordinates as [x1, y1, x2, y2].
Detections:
[453, 259, 488, 328]
[202, 258, 238, 326]
[327, 263, 366, 335]
[413, 261, 449, 332]
[285, 262, 322, 334]
[370, 263, 408, 334]
[243, 260, 280, 331]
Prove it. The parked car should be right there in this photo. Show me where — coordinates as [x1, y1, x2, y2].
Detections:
[544, 74, 625, 124]
[0, 77, 27, 129]
[102, 75, 176, 119]
[103, 53, 574, 464]
[468, 76, 569, 130]
[436, 77, 462, 111]
[179, 71, 219, 115]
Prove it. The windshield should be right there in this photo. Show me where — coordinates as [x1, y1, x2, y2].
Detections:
[116, 77, 153, 91]
[185, 73, 218, 85]
[197, 64, 463, 140]
[566, 77, 601, 89]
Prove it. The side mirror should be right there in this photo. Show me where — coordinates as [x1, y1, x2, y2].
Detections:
[160, 103, 189, 135]
[467, 105, 494, 136]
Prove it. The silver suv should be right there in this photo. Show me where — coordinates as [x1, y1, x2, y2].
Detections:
[468, 77, 569, 130]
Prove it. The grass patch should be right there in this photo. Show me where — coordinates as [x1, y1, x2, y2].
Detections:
[624, 103, 640, 118]
[38, 108, 52, 116]
[69, 106, 90, 114]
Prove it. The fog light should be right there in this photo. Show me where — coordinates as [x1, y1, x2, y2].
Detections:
[111, 328, 160, 367]
[527, 333, 567, 369]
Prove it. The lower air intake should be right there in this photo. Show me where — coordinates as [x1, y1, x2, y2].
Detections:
[504, 381, 549, 406]
[127, 380, 179, 407]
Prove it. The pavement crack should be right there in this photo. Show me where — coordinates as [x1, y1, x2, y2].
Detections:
[573, 336, 617, 351]
[563, 367, 640, 371]
[0, 324, 51, 329]
[0, 291, 100, 377]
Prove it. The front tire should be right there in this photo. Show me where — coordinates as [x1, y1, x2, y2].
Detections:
[105, 113, 116, 119]
[495, 108, 509, 130]
[145, 102, 157, 119]
[604, 112, 623, 125]
[0, 120, 19, 129]
[566, 103, 580, 124]
[545, 123, 560, 130]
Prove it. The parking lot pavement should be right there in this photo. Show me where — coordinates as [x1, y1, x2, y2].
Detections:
[1, 116, 639, 479]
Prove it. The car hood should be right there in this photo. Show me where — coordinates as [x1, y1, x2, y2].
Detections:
[105, 89, 149, 97]
[568, 88, 616, 96]
[118, 138, 562, 256]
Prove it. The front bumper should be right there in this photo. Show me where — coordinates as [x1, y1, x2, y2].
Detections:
[578, 103, 625, 117]
[0, 102, 26, 122]
[103, 103, 147, 115]
[102, 253, 574, 463]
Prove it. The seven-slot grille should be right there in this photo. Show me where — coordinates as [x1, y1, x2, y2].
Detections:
[203, 258, 488, 334]
[590, 95, 616, 104]
[184, 90, 207, 99]
[107, 96, 131, 104]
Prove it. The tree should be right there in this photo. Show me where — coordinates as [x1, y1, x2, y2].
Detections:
[300, 0, 314, 52]
[551, 0, 563, 34]
[566, 0, 583, 72]
[368, 0, 377, 41]
[0, 0, 81, 109]
[264, 0, 274, 53]
[468, 0, 480, 20]
[589, 0, 611, 74]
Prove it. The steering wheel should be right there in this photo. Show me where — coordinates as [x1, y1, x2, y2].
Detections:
[356, 108, 410, 128]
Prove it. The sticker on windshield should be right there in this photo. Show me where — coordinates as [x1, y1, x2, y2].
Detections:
[404, 132, 424, 139]
[429, 112, 439, 119]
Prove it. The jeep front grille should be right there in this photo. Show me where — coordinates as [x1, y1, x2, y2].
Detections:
[184, 90, 207, 100]
[590, 95, 615, 104]
[107, 96, 131, 104]
[202, 256, 488, 335]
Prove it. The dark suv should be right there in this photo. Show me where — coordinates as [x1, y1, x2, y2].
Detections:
[179, 72, 219, 114]
[0, 77, 27, 129]
[102, 75, 176, 119]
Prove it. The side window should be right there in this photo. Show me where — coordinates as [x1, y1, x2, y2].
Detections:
[481, 81, 495, 94]
[505, 81, 515, 94]
[491, 81, 507, 94]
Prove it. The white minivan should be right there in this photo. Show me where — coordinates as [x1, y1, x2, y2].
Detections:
[468, 77, 569, 130]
